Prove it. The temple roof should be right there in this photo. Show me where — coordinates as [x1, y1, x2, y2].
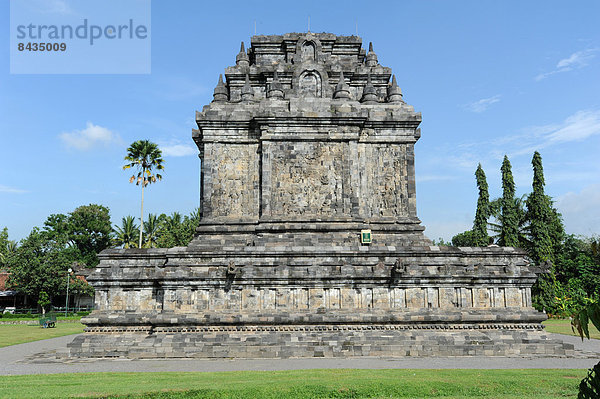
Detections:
[197, 33, 420, 125]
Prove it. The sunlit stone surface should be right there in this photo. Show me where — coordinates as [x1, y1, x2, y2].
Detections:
[69, 33, 572, 358]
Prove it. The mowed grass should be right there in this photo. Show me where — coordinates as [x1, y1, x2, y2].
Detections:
[0, 322, 84, 347]
[543, 318, 600, 339]
[0, 369, 586, 398]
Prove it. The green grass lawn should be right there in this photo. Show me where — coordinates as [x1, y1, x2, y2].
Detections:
[543, 318, 600, 339]
[0, 369, 588, 399]
[0, 322, 84, 348]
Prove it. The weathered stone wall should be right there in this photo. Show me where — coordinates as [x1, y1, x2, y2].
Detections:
[203, 143, 259, 221]
[71, 32, 569, 358]
[88, 247, 536, 316]
[69, 327, 572, 359]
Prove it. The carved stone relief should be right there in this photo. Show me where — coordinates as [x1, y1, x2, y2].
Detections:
[362, 144, 409, 217]
[207, 143, 258, 219]
[270, 142, 345, 217]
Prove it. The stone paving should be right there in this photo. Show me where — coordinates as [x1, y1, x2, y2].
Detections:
[2, 333, 598, 375]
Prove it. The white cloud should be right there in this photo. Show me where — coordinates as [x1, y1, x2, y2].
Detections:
[447, 152, 482, 169]
[59, 122, 122, 150]
[0, 185, 28, 194]
[416, 174, 457, 182]
[546, 110, 600, 144]
[26, 0, 74, 15]
[509, 109, 600, 156]
[160, 144, 196, 157]
[535, 49, 597, 81]
[43, 0, 73, 14]
[556, 183, 600, 236]
[463, 95, 501, 113]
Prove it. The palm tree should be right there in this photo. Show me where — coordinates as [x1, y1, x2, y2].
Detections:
[143, 213, 161, 248]
[488, 194, 530, 247]
[185, 208, 202, 240]
[165, 212, 183, 231]
[6, 240, 17, 254]
[0, 240, 17, 267]
[113, 215, 139, 249]
[123, 140, 165, 248]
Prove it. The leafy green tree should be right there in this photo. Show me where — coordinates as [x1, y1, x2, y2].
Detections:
[185, 208, 202, 239]
[156, 212, 185, 248]
[591, 237, 600, 263]
[123, 140, 165, 248]
[5, 204, 105, 309]
[555, 235, 600, 300]
[526, 152, 566, 312]
[548, 204, 566, 262]
[499, 155, 519, 247]
[526, 151, 556, 264]
[451, 230, 477, 247]
[6, 228, 79, 308]
[489, 195, 529, 248]
[155, 209, 201, 248]
[472, 163, 490, 246]
[113, 216, 138, 249]
[68, 204, 112, 266]
[451, 164, 490, 247]
[571, 302, 600, 398]
[37, 291, 50, 316]
[5, 240, 17, 258]
[0, 227, 17, 268]
[42, 205, 112, 267]
[432, 237, 453, 246]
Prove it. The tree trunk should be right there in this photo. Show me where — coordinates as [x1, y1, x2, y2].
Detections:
[139, 170, 145, 248]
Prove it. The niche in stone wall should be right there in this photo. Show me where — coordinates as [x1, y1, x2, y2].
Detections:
[301, 41, 316, 61]
[299, 70, 322, 98]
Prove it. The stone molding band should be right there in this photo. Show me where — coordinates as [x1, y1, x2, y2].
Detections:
[84, 323, 545, 334]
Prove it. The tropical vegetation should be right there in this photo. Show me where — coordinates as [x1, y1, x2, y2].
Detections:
[111, 209, 201, 249]
[2, 203, 201, 312]
[571, 302, 600, 398]
[450, 152, 599, 316]
[123, 139, 165, 248]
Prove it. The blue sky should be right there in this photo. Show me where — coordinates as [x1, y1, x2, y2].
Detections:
[1, 0, 599, 242]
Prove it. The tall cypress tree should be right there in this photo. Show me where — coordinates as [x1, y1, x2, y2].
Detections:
[526, 151, 554, 264]
[526, 152, 566, 312]
[500, 155, 519, 247]
[472, 163, 490, 246]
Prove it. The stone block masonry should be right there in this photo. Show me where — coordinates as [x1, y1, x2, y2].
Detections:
[69, 32, 571, 358]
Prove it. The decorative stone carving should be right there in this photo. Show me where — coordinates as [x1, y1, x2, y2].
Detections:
[212, 74, 228, 102]
[301, 40, 316, 62]
[235, 41, 249, 67]
[298, 70, 321, 98]
[270, 142, 344, 216]
[241, 73, 254, 101]
[387, 75, 403, 103]
[365, 42, 378, 67]
[267, 70, 284, 99]
[333, 71, 351, 100]
[226, 261, 239, 276]
[392, 258, 406, 276]
[360, 73, 378, 104]
[71, 33, 572, 360]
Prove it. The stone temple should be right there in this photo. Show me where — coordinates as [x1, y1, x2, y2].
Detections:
[69, 33, 572, 358]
